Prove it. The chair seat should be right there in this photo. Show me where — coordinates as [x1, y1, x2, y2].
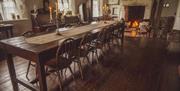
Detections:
[89, 40, 104, 51]
[45, 56, 73, 70]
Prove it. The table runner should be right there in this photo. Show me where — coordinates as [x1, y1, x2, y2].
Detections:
[25, 21, 116, 44]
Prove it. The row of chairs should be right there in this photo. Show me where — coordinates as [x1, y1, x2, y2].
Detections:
[22, 22, 124, 90]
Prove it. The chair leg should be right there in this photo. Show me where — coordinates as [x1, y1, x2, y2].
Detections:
[56, 71, 63, 91]
[100, 47, 106, 56]
[61, 70, 63, 79]
[115, 37, 120, 46]
[85, 56, 91, 65]
[45, 67, 48, 73]
[64, 69, 67, 80]
[91, 51, 94, 62]
[68, 67, 75, 80]
[73, 62, 76, 72]
[77, 61, 84, 80]
[121, 32, 124, 46]
[108, 42, 111, 49]
[95, 50, 100, 64]
[26, 61, 31, 81]
[82, 57, 86, 64]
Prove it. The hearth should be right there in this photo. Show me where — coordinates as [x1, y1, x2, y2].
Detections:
[128, 20, 140, 28]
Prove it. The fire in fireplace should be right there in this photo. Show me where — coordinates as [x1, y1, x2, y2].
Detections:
[127, 20, 140, 37]
[128, 20, 140, 28]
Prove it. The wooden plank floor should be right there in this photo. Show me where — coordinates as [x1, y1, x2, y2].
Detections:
[0, 37, 180, 91]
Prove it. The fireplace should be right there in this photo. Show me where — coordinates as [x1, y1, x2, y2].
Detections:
[124, 6, 145, 37]
[125, 6, 145, 21]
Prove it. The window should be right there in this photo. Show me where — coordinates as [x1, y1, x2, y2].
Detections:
[0, 0, 18, 20]
[59, 0, 72, 12]
[93, 0, 100, 17]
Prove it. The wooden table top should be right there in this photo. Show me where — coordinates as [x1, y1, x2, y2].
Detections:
[0, 21, 116, 61]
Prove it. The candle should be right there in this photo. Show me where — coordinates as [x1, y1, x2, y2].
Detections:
[49, 6, 52, 22]
[55, 0, 60, 30]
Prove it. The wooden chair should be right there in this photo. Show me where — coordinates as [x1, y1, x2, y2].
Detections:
[89, 27, 109, 64]
[22, 35, 82, 89]
[45, 38, 78, 90]
[22, 31, 36, 80]
[71, 33, 95, 79]
[30, 9, 56, 32]
[22, 31, 50, 81]
[77, 33, 93, 64]
[111, 22, 125, 46]
[138, 25, 150, 37]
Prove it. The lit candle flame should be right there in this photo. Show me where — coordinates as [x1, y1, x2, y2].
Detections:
[49, 6, 53, 22]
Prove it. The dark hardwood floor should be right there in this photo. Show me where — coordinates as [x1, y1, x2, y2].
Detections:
[0, 37, 180, 91]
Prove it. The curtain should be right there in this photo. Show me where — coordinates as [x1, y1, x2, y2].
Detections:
[0, 0, 27, 20]
[0, 1, 4, 20]
[1, 0, 17, 20]
[14, 0, 28, 18]
[92, 0, 99, 17]
[59, 0, 72, 12]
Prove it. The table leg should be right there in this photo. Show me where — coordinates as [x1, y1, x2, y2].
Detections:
[5, 31, 9, 38]
[9, 27, 14, 37]
[121, 31, 124, 46]
[36, 59, 47, 91]
[6, 54, 19, 91]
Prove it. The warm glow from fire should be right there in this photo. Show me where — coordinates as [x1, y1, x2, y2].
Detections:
[131, 30, 137, 37]
[127, 21, 131, 26]
[132, 21, 139, 28]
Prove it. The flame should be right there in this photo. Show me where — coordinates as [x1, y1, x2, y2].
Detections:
[132, 21, 139, 28]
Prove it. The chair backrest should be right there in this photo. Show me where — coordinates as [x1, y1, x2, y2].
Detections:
[97, 27, 107, 42]
[56, 38, 77, 61]
[104, 26, 114, 42]
[96, 26, 113, 44]
[30, 14, 41, 28]
[80, 32, 93, 45]
[79, 32, 93, 50]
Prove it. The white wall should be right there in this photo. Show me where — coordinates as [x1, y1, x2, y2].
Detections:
[123, 0, 152, 19]
[173, 0, 180, 30]
[109, 0, 153, 20]
[26, 0, 43, 11]
[161, 0, 178, 17]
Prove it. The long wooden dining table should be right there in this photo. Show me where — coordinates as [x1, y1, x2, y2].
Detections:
[0, 21, 117, 91]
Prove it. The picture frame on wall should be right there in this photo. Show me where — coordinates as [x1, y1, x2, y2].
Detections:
[112, 7, 119, 15]
[110, 5, 120, 17]
[108, 0, 119, 5]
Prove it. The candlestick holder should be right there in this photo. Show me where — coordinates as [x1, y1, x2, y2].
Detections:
[49, 19, 53, 23]
[55, 17, 62, 35]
